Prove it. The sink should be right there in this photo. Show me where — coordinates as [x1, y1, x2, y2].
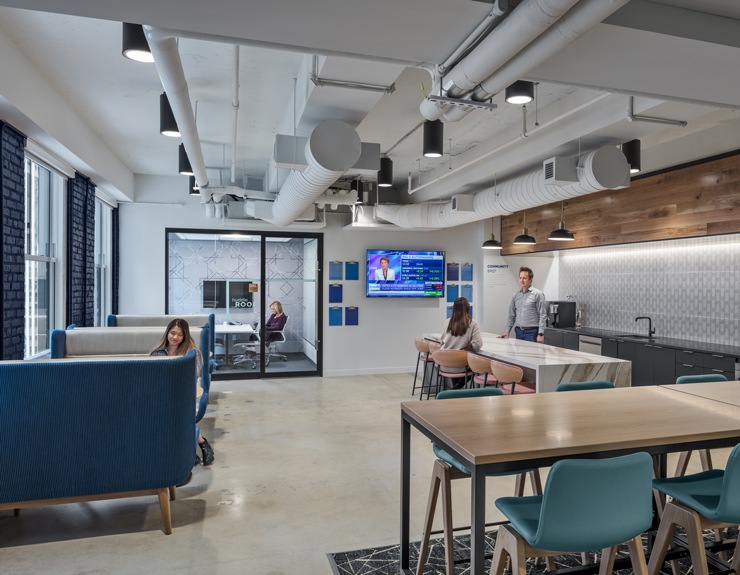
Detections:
[616, 334, 654, 340]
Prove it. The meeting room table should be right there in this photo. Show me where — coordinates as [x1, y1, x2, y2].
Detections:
[400, 382, 740, 575]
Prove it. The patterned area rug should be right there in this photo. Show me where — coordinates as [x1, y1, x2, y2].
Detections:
[329, 528, 737, 575]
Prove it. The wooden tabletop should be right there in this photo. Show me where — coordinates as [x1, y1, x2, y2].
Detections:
[401, 384, 740, 466]
[662, 381, 740, 408]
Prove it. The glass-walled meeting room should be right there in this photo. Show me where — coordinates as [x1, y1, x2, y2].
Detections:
[165, 229, 322, 379]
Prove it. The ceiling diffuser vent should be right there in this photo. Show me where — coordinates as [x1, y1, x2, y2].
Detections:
[543, 157, 578, 186]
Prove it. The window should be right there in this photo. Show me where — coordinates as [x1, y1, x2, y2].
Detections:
[24, 158, 64, 358]
[94, 199, 113, 326]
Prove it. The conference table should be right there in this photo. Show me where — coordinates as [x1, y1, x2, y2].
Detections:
[214, 323, 255, 366]
[400, 382, 740, 575]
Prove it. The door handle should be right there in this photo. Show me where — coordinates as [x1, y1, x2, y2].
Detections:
[682, 364, 695, 368]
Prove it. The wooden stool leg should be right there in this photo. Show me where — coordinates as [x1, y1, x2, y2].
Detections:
[627, 535, 648, 575]
[731, 529, 740, 575]
[416, 462, 443, 575]
[13, 508, 20, 517]
[545, 557, 557, 571]
[598, 546, 619, 575]
[581, 552, 591, 565]
[682, 506, 710, 575]
[491, 527, 511, 575]
[674, 451, 692, 477]
[514, 473, 526, 497]
[412, 353, 421, 395]
[440, 463, 455, 575]
[169, 486, 176, 501]
[698, 449, 713, 471]
[529, 470, 543, 496]
[158, 488, 173, 535]
[495, 526, 528, 575]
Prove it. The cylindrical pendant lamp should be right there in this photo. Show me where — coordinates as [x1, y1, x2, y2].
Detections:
[122, 23, 154, 63]
[179, 144, 194, 176]
[622, 139, 641, 173]
[160, 93, 180, 137]
[505, 81, 534, 105]
[423, 120, 444, 158]
[189, 176, 199, 196]
[378, 157, 393, 187]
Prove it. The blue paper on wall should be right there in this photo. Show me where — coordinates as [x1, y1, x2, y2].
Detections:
[345, 306, 358, 326]
[469, 306, 473, 318]
[461, 284, 473, 303]
[329, 261, 343, 281]
[345, 261, 359, 280]
[446, 306, 453, 319]
[447, 284, 458, 302]
[329, 307, 343, 326]
[329, 284, 343, 303]
[446, 262, 459, 282]
[462, 263, 473, 282]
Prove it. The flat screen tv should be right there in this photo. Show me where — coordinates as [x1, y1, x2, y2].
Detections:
[202, 280, 253, 309]
[366, 250, 445, 298]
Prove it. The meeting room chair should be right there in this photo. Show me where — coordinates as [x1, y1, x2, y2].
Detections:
[648, 443, 740, 575]
[412, 337, 433, 396]
[233, 325, 259, 370]
[489, 359, 535, 395]
[492, 452, 653, 575]
[421, 341, 442, 400]
[467, 352, 497, 389]
[416, 388, 544, 575]
[265, 316, 289, 366]
[429, 350, 473, 399]
[555, 380, 615, 392]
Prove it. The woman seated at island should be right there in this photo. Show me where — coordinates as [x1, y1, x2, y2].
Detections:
[150, 318, 215, 469]
[439, 297, 482, 389]
[265, 301, 287, 344]
[373, 256, 395, 281]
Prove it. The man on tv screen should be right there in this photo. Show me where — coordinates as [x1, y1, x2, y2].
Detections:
[373, 256, 396, 281]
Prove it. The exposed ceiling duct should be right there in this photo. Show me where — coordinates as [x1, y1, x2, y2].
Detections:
[271, 119, 362, 227]
[443, 0, 631, 122]
[376, 145, 628, 229]
[420, 0, 581, 121]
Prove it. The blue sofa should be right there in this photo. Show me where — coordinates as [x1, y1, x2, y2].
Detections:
[106, 314, 215, 355]
[0, 353, 197, 534]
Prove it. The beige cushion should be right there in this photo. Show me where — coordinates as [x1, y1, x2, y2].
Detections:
[114, 314, 211, 328]
[64, 326, 203, 357]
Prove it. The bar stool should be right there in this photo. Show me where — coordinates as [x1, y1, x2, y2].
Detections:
[648, 442, 740, 575]
[416, 388, 544, 575]
[421, 341, 442, 400]
[412, 337, 433, 396]
[431, 349, 473, 397]
[467, 352, 498, 388]
[490, 359, 536, 395]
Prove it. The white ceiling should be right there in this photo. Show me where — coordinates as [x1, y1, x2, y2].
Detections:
[649, 0, 740, 20]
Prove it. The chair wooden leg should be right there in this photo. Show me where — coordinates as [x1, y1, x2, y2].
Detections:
[440, 463, 455, 575]
[651, 457, 666, 518]
[529, 470, 543, 496]
[731, 529, 740, 575]
[647, 502, 679, 575]
[627, 535, 648, 575]
[545, 557, 557, 571]
[514, 473, 526, 497]
[494, 526, 528, 575]
[157, 488, 173, 535]
[491, 527, 511, 575]
[416, 462, 443, 575]
[169, 486, 176, 501]
[598, 546, 619, 575]
[581, 552, 591, 565]
[412, 353, 421, 396]
[674, 450, 692, 477]
[698, 449, 713, 471]
[13, 508, 20, 517]
[682, 505, 710, 575]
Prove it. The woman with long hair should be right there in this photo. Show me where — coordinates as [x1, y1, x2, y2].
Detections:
[150, 319, 214, 467]
[265, 301, 287, 344]
[439, 297, 482, 388]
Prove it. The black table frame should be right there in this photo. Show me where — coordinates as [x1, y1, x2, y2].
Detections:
[400, 409, 740, 575]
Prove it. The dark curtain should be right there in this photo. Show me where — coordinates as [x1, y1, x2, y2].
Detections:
[0, 121, 27, 360]
[66, 172, 96, 327]
[111, 206, 119, 315]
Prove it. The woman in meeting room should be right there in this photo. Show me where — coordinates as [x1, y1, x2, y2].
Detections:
[265, 301, 287, 345]
[150, 318, 215, 467]
[439, 297, 482, 389]
[374, 256, 395, 281]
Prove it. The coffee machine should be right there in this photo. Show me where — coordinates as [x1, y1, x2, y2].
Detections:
[547, 301, 576, 328]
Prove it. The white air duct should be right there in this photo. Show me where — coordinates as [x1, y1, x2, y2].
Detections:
[420, 0, 580, 121]
[377, 145, 627, 228]
[271, 120, 362, 227]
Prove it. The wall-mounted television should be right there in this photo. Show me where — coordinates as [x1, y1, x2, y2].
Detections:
[366, 250, 445, 298]
[202, 280, 253, 309]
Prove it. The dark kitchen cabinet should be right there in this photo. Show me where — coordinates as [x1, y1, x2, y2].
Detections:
[676, 363, 704, 378]
[545, 329, 562, 348]
[617, 340, 636, 385]
[653, 346, 676, 385]
[563, 332, 579, 351]
[633, 344, 655, 386]
[602, 338, 618, 358]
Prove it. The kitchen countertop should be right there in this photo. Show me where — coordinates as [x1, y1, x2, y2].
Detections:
[549, 326, 740, 358]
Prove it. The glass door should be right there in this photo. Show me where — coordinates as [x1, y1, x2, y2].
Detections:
[262, 235, 321, 376]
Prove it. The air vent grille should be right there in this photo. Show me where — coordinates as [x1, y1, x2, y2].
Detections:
[544, 161, 554, 180]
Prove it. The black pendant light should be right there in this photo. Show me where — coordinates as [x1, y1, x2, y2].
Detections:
[160, 93, 180, 138]
[122, 23, 154, 63]
[548, 201, 575, 241]
[505, 80, 534, 105]
[351, 179, 364, 203]
[513, 211, 536, 245]
[622, 139, 641, 173]
[481, 217, 502, 250]
[378, 157, 393, 187]
[423, 120, 444, 158]
[189, 176, 199, 196]
[178, 144, 194, 176]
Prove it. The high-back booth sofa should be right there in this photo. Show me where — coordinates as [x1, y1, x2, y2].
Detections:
[106, 314, 215, 354]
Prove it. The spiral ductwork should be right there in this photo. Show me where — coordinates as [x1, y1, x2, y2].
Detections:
[271, 120, 362, 227]
[376, 145, 628, 228]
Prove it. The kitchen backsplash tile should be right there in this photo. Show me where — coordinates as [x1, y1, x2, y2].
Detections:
[559, 234, 740, 346]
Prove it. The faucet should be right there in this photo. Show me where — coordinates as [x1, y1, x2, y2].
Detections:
[635, 317, 656, 338]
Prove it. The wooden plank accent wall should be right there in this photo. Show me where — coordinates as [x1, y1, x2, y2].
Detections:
[501, 153, 740, 255]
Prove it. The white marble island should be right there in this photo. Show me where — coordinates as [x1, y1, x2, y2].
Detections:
[425, 332, 631, 393]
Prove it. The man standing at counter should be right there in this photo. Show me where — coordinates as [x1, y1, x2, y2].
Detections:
[498, 266, 547, 343]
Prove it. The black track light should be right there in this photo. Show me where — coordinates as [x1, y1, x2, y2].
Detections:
[189, 176, 199, 196]
[548, 202, 575, 241]
[160, 93, 180, 138]
[378, 157, 393, 187]
[423, 120, 444, 158]
[481, 217, 502, 249]
[505, 80, 534, 105]
[513, 211, 536, 245]
[122, 23, 154, 63]
[622, 139, 641, 174]
[179, 144, 194, 176]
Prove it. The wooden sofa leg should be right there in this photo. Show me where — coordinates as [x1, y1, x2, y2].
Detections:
[13, 508, 20, 517]
[158, 489, 173, 535]
[169, 486, 176, 501]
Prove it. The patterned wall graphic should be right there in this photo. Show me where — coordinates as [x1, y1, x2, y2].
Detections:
[559, 234, 740, 346]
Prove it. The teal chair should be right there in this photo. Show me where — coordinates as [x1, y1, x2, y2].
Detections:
[416, 388, 544, 575]
[555, 380, 615, 392]
[674, 374, 728, 477]
[492, 453, 653, 575]
[648, 443, 740, 575]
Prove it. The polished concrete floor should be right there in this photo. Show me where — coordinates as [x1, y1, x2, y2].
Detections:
[0, 373, 731, 575]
